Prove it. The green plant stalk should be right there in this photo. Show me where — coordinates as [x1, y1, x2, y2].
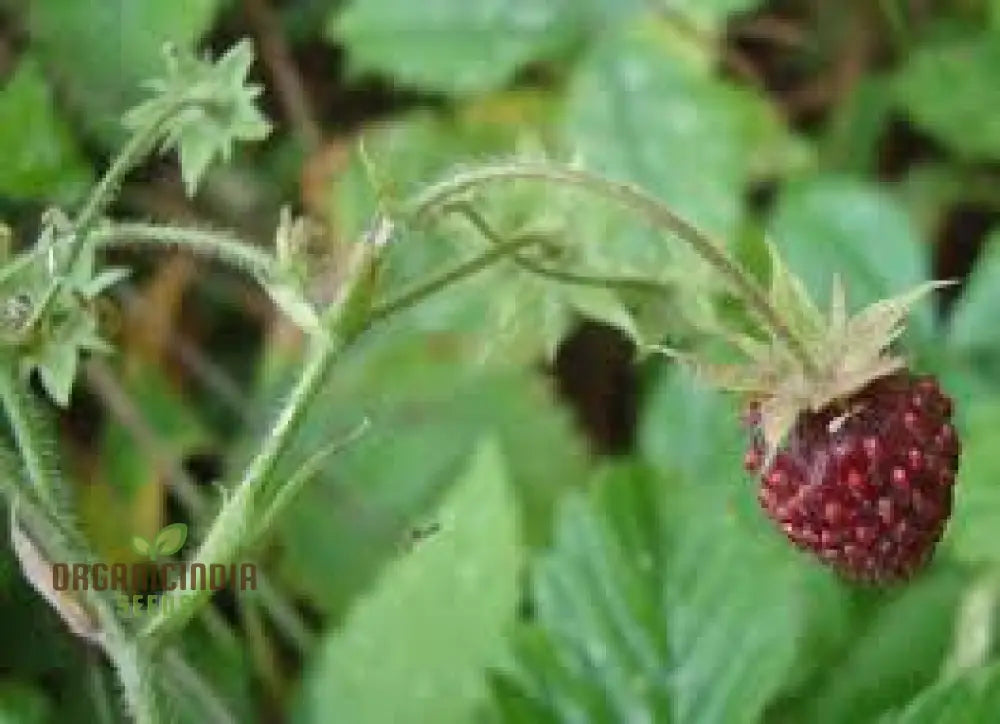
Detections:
[92, 223, 278, 280]
[85, 357, 311, 655]
[73, 101, 184, 240]
[454, 203, 672, 295]
[140, 230, 541, 642]
[28, 98, 187, 332]
[0, 361, 61, 510]
[161, 647, 237, 724]
[139, 330, 348, 644]
[251, 418, 369, 542]
[6, 481, 161, 723]
[139, 241, 379, 643]
[86, 654, 117, 724]
[240, 595, 283, 705]
[368, 234, 540, 323]
[407, 161, 820, 375]
[1, 435, 150, 714]
[13, 487, 230, 724]
[105, 635, 161, 724]
[255, 575, 314, 651]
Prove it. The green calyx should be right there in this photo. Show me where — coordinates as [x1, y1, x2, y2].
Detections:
[0, 213, 127, 406]
[678, 242, 951, 459]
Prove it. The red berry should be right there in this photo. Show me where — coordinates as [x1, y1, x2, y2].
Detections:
[745, 371, 960, 583]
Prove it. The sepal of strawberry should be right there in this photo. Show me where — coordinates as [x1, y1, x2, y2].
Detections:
[673, 242, 952, 463]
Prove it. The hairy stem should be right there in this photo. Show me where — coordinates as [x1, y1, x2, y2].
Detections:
[106, 636, 162, 724]
[84, 358, 313, 655]
[256, 575, 315, 652]
[407, 162, 819, 374]
[92, 223, 277, 280]
[29, 98, 186, 332]
[73, 102, 182, 240]
[0, 363, 60, 509]
[252, 418, 369, 542]
[140, 243, 378, 643]
[141, 222, 539, 642]
[367, 234, 539, 324]
[139, 331, 347, 644]
[4, 479, 162, 722]
[454, 203, 672, 295]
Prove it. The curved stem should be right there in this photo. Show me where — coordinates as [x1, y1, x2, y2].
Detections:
[73, 101, 182, 240]
[407, 162, 819, 374]
[368, 234, 539, 324]
[30, 98, 186, 333]
[454, 204, 672, 295]
[92, 223, 277, 280]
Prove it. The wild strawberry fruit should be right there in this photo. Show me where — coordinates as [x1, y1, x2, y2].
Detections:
[744, 371, 959, 582]
[679, 249, 960, 583]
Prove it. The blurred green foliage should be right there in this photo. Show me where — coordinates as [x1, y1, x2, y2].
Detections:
[3, 0, 1000, 723]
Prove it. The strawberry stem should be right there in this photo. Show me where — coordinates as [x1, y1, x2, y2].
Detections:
[407, 161, 820, 375]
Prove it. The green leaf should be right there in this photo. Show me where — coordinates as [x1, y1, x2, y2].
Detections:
[887, 663, 1000, 723]
[786, 566, 970, 723]
[500, 466, 671, 722]
[33, 338, 78, 409]
[167, 619, 256, 724]
[329, 0, 581, 94]
[822, 76, 894, 175]
[944, 401, 1000, 564]
[502, 367, 849, 721]
[0, 57, 91, 202]
[664, 0, 766, 31]
[565, 26, 795, 242]
[639, 362, 746, 482]
[768, 175, 932, 336]
[894, 34, 1000, 159]
[447, 258, 644, 362]
[268, 330, 587, 617]
[566, 30, 739, 242]
[0, 680, 51, 724]
[561, 27, 799, 334]
[560, 284, 643, 349]
[131, 536, 151, 557]
[27, 0, 220, 145]
[506, 458, 845, 723]
[21, 296, 111, 408]
[294, 439, 521, 723]
[948, 230, 1000, 355]
[154, 523, 189, 556]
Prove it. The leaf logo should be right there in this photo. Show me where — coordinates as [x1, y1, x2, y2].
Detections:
[130, 523, 188, 561]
